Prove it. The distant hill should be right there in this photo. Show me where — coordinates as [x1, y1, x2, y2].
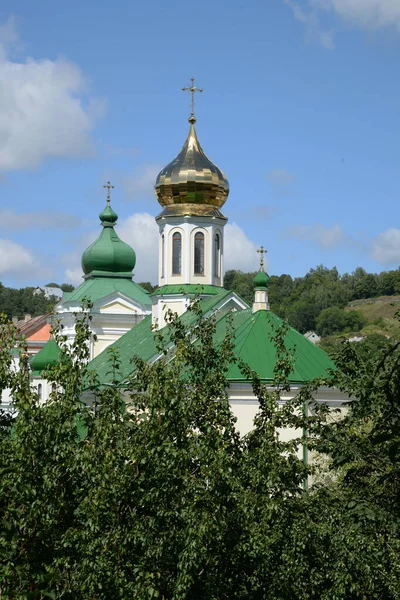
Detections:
[345, 295, 400, 338]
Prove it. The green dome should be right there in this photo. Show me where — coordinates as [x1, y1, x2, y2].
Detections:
[30, 339, 61, 374]
[253, 270, 270, 289]
[81, 203, 136, 279]
[99, 204, 118, 224]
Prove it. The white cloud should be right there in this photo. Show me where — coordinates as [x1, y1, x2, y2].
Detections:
[64, 266, 85, 287]
[371, 228, 400, 265]
[284, 0, 335, 49]
[0, 238, 37, 276]
[0, 210, 78, 230]
[225, 223, 261, 272]
[289, 223, 345, 249]
[286, 0, 400, 48]
[322, 0, 400, 31]
[0, 17, 105, 171]
[121, 164, 162, 201]
[118, 213, 159, 281]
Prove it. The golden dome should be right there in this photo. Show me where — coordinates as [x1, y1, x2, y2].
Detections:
[155, 116, 229, 218]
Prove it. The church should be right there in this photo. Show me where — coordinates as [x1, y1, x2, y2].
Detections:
[28, 82, 348, 436]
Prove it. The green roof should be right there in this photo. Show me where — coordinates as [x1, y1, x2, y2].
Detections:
[30, 339, 61, 376]
[86, 290, 232, 387]
[152, 284, 224, 297]
[61, 277, 151, 307]
[213, 309, 335, 383]
[87, 292, 334, 388]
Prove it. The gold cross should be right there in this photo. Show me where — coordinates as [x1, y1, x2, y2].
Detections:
[257, 246, 267, 270]
[182, 77, 203, 117]
[103, 181, 114, 204]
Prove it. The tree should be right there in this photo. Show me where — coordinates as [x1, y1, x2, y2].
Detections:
[344, 309, 367, 332]
[138, 281, 157, 294]
[61, 283, 75, 293]
[1, 306, 400, 598]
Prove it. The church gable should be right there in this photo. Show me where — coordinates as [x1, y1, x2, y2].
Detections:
[95, 292, 146, 315]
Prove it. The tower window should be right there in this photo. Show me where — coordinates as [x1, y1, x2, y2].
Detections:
[214, 233, 220, 277]
[172, 232, 182, 275]
[37, 383, 42, 400]
[194, 231, 205, 275]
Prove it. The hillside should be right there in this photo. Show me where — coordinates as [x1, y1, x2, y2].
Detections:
[345, 294, 400, 338]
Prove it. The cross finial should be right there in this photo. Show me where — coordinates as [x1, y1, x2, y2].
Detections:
[103, 181, 114, 204]
[182, 77, 203, 120]
[257, 246, 267, 271]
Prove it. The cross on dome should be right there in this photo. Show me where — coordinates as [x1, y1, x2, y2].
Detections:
[257, 246, 267, 271]
[103, 181, 114, 204]
[182, 77, 203, 122]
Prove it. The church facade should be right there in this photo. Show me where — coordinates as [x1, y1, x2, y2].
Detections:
[28, 97, 349, 439]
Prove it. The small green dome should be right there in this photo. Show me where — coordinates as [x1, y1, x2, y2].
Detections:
[99, 204, 118, 224]
[31, 339, 61, 373]
[253, 270, 270, 289]
[81, 203, 136, 279]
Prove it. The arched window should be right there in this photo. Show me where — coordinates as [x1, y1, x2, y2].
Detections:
[194, 231, 205, 275]
[37, 383, 42, 400]
[214, 233, 220, 277]
[161, 234, 165, 278]
[172, 232, 182, 275]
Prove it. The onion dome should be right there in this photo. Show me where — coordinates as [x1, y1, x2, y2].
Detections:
[30, 339, 61, 374]
[253, 269, 270, 289]
[155, 116, 229, 219]
[253, 246, 269, 289]
[81, 200, 136, 279]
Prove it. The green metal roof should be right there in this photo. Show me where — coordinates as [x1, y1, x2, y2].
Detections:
[86, 290, 232, 387]
[30, 339, 61, 376]
[61, 277, 151, 307]
[87, 291, 334, 388]
[213, 309, 335, 383]
[152, 284, 224, 297]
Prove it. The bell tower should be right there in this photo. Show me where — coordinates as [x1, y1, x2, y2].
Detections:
[152, 80, 229, 326]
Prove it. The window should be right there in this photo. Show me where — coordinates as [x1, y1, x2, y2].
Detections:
[37, 383, 42, 400]
[161, 234, 165, 278]
[172, 232, 182, 275]
[214, 233, 220, 277]
[194, 231, 205, 275]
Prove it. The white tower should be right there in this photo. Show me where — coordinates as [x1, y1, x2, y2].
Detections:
[152, 80, 230, 326]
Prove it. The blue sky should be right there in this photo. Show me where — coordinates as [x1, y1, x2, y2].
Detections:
[0, 0, 400, 287]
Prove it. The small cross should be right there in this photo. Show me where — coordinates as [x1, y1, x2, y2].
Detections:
[257, 246, 267, 270]
[182, 77, 203, 117]
[103, 181, 114, 204]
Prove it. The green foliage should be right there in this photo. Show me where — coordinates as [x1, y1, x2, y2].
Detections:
[316, 307, 367, 336]
[223, 270, 257, 304]
[138, 281, 157, 294]
[1, 306, 400, 598]
[225, 264, 400, 334]
[0, 284, 53, 319]
[60, 283, 75, 293]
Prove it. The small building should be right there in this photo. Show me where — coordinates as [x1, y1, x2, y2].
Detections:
[304, 331, 321, 345]
[33, 286, 64, 300]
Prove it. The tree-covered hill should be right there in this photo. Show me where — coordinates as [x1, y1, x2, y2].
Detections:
[224, 265, 400, 337]
[0, 283, 74, 320]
